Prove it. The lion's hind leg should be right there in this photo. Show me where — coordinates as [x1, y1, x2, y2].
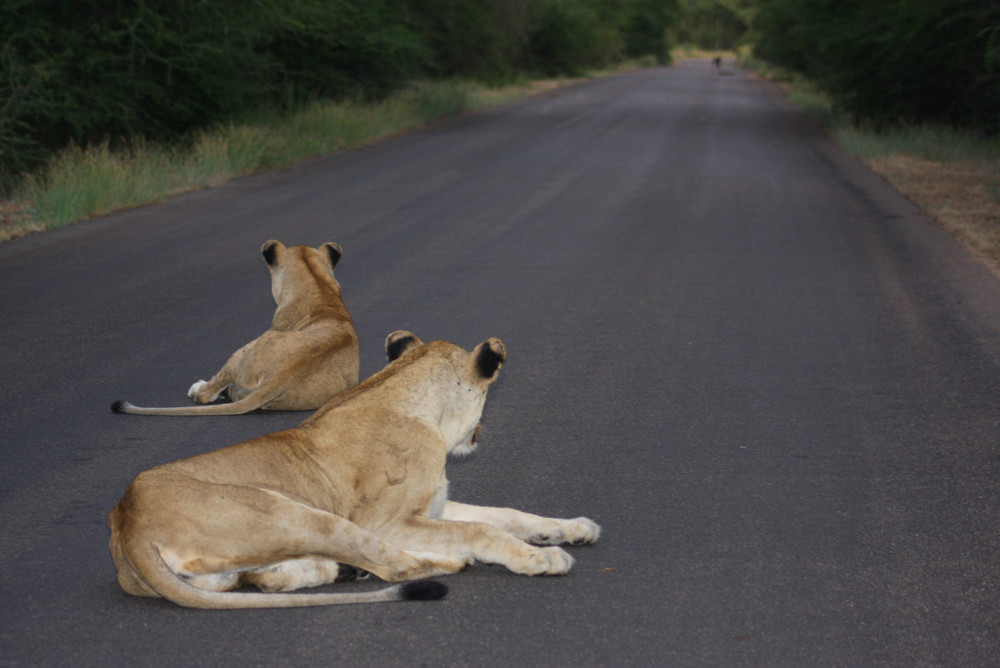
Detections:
[242, 558, 346, 592]
[187, 337, 263, 404]
[244, 489, 467, 583]
[187, 360, 242, 404]
[188, 377, 231, 404]
[187, 365, 273, 411]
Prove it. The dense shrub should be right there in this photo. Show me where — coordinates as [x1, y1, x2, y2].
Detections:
[405, 0, 523, 80]
[528, 0, 614, 76]
[754, 0, 1000, 134]
[0, 0, 680, 187]
[625, 0, 681, 64]
[264, 0, 428, 101]
[0, 0, 426, 184]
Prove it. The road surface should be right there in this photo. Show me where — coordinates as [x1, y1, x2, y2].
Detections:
[2, 61, 1000, 666]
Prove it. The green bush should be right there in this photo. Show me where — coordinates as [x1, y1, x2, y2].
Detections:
[405, 0, 520, 80]
[0, 0, 684, 189]
[754, 0, 1000, 134]
[528, 0, 622, 76]
[0, 0, 424, 187]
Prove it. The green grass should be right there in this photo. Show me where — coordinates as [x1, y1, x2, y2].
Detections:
[21, 140, 180, 227]
[833, 123, 1000, 165]
[2, 79, 524, 240]
[740, 57, 1000, 165]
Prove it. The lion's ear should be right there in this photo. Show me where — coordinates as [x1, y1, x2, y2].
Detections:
[385, 331, 423, 361]
[321, 242, 343, 269]
[261, 240, 285, 267]
[474, 338, 505, 380]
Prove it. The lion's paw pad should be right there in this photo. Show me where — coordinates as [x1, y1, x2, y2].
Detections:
[567, 517, 601, 545]
[187, 380, 208, 400]
[523, 547, 574, 575]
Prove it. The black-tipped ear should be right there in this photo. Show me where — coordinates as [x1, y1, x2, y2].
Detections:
[321, 242, 342, 269]
[385, 331, 423, 361]
[261, 240, 283, 267]
[475, 338, 506, 379]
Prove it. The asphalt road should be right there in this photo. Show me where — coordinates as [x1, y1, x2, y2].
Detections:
[3, 61, 1000, 666]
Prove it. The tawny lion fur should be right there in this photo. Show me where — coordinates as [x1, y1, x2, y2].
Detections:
[107, 332, 600, 608]
[112, 240, 359, 416]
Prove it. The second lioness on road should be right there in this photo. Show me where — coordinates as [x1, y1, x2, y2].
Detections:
[113, 240, 359, 416]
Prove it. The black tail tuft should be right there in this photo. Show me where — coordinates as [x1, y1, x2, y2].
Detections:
[111, 400, 127, 413]
[399, 580, 448, 601]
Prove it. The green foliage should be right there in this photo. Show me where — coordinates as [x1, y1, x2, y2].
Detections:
[753, 0, 1000, 134]
[1, 0, 683, 186]
[0, 0, 424, 186]
[625, 0, 682, 64]
[521, 0, 679, 75]
[3, 0, 271, 155]
[674, 0, 750, 51]
[405, 0, 525, 80]
[265, 0, 427, 101]
[529, 0, 613, 76]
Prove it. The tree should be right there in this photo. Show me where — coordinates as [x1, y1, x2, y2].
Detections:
[625, 0, 681, 63]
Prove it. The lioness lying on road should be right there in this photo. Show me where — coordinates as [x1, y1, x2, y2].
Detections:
[107, 331, 600, 608]
[112, 240, 359, 415]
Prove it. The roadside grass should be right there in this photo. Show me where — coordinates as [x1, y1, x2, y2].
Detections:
[672, 45, 733, 62]
[0, 75, 590, 242]
[741, 53, 1000, 267]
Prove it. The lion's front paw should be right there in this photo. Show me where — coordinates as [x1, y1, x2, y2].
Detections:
[529, 517, 602, 546]
[567, 517, 601, 545]
[518, 547, 575, 576]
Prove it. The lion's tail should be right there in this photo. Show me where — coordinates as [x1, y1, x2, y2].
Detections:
[130, 541, 447, 609]
[110, 391, 277, 416]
